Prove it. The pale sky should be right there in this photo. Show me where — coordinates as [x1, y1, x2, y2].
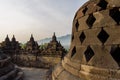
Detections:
[0, 0, 88, 43]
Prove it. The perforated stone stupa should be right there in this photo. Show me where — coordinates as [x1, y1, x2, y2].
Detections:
[52, 0, 120, 80]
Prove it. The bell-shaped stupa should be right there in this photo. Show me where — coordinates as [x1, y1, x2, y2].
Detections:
[52, 0, 120, 80]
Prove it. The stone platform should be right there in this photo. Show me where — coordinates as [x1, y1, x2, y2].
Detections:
[21, 67, 49, 80]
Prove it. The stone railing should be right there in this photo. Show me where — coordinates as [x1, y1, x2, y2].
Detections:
[0, 57, 11, 68]
[0, 63, 14, 76]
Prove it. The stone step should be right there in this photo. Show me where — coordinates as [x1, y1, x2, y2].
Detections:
[0, 57, 10, 68]
[13, 71, 24, 80]
[0, 63, 14, 77]
[0, 68, 17, 80]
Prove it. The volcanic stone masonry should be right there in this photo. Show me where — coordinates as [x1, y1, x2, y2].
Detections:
[52, 0, 120, 80]
[0, 52, 23, 80]
[25, 34, 39, 52]
[1, 35, 21, 55]
[41, 32, 66, 58]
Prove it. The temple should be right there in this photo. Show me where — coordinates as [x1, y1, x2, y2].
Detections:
[25, 34, 39, 52]
[41, 32, 66, 58]
[52, 0, 120, 80]
[1, 35, 11, 53]
[1, 35, 21, 55]
[0, 33, 67, 68]
[11, 35, 21, 50]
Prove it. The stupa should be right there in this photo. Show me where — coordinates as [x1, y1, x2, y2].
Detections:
[25, 34, 39, 51]
[52, 0, 120, 80]
[1, 35, 21, 55]
[41, 32, 66, 58]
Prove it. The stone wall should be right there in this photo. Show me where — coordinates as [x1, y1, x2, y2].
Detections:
[12, 54, 61, 68]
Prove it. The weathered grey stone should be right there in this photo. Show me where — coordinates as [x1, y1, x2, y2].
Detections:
[71, 46, 86, 62]
[52, 0, 120, 80]
[52, 63, 64, 78]
[82, 28, 102, 45]
[62, 60, 79, 77]
[106, 0, 120, 7]
[104, 26, 120, 45]
[57, 70, 80, 80]
[0, 53, 23, 80]
[93, 10, 116, 28]
[77, 15, 89, 31]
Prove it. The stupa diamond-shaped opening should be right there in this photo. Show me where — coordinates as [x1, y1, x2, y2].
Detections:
[75, 20, 79, 32]
[82, 7, 88, 15]
[97, 0, 108, 10]
[86, 14, 96, 29]
[97, 28, 109, 44]
[71, 47, 76, 57]
[79, 32, 86, 44]
[110, 46, 120, 67]
[84, 46, 94, 62]
[109, 8, 120, 25]
[72, 35, 74, 42]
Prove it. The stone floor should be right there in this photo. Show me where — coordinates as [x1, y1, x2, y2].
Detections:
[21, 67, 49, 80]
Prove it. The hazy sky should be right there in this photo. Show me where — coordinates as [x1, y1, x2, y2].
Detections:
[0, 0, 88, 43]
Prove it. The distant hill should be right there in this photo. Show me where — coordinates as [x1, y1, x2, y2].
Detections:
[37, 34, 71, 50]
